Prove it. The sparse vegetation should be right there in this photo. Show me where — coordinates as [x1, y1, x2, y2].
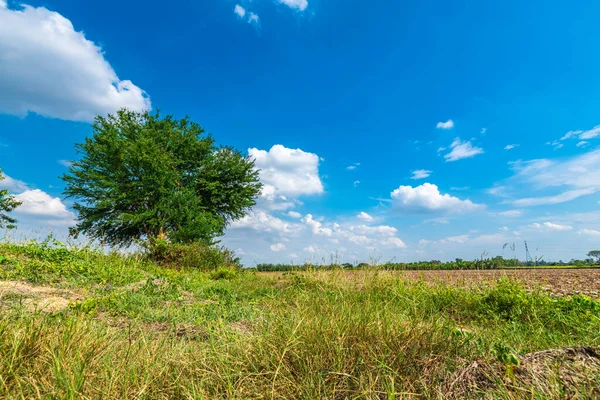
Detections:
[1, 240, 599, 399]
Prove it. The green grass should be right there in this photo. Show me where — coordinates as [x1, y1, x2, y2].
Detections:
[1, 241, 599, 399]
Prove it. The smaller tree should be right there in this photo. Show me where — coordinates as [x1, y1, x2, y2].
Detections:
[587, 250, 600, 264]
[0, 169, 22, 229]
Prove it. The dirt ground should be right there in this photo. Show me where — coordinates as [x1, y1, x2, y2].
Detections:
[0, 281, 82, 312]
[266, 269, 600, 297]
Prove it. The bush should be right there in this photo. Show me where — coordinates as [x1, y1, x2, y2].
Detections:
[209, 267, 238, 280]
[148, 239, 242, 271]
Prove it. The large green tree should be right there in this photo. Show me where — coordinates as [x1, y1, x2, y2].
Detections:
[587, 250, 600, 264]
[62, 109, 262, 247]
[0, 169, 22, 229]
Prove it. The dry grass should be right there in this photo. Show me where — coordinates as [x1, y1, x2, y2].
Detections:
[1, 242, 600, 398]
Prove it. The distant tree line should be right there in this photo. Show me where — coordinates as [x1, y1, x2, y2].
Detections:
[256, 256, 600, 272]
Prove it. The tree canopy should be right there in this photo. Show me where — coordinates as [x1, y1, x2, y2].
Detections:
[0, 169, 21, 229]
[587, 250, 600, 263]
[62, 109, 262, 247]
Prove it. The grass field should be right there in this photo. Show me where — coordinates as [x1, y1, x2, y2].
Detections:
[1, 241, 600, 399]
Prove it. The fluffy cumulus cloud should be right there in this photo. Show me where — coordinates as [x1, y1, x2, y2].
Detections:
[14, 189, 74, 220]
[223, 144, 408, 263]
[225, 209, 408, 264]
[436, 119, 454, 129]
[411, 169, 432, 180]
[230, 210, 300, 234]
[277, 0, 308, 11]
[0, 172, 76, 236]
[390, 183, 484, 214]
[250, 144, 323, 199]
[357, 211, 373, 222]
[444, 138, 484, 162]
[0, 3, 150, 122]
[270, 243, 286, 252]
[509, 150, 600, 206]
[301, 214, 333, 236]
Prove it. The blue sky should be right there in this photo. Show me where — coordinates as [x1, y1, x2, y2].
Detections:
[1, 0, 600, 265]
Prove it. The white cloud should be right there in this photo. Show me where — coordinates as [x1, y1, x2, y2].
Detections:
[350, 224, 397, 237]
[578, 229, 600, 236]
[230, 211, 300, 234]
[234, 5, 260, 26]
[234, 4, 246, 17]
[509, 150, 600, 207]
[480, 128, 487, 135]
[0, 1, 6, 8]
[380, 237, 406, 248]
[58, 159, 72, 167]
[513, 188, 598, 207]
[436, 119, 454, 129]
[0, 173, 29, 192]
[304, 245, 318, 253]
[440, 235, 470, 244]
[423, 217, 449, 224]
[357, 211, 373, 222]
[504, 144, 519, 151]
[248, 12, 260, 24]
[390, 183, 484, 213]
[576, 141, 589, 148]
[498, 209, 523, 217]
[543, 222, 572, 231]
[561, 125, 600, 141]
[487, 185, 509, 197]
[287, 211, 302, 219]
[277, 0, 308, 11]
[0, 3, 150, 122]
[346, 162, 360, 171]
[270, 243, 286, 252]
[14, 189, 74, 219]
[528, 222, 572, 231]
[249, 145, 323, 198]
[444, 138, 484, 162]
[226, 210, 408, 263]
[410, 169, 432, 180]
[301, 214, 333, 236]
[353, 180, 360, 187]
[546, 140, 563, 150]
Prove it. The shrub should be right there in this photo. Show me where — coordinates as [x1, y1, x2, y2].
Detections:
[147, 239, 242, 271]
[209, 267, 238, 280]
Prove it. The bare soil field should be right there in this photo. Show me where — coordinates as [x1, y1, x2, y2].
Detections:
[263, 268, 600, 297]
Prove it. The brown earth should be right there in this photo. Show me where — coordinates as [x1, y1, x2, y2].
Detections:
[265, 269, 600, 297]
[0, 281, 83, 312]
